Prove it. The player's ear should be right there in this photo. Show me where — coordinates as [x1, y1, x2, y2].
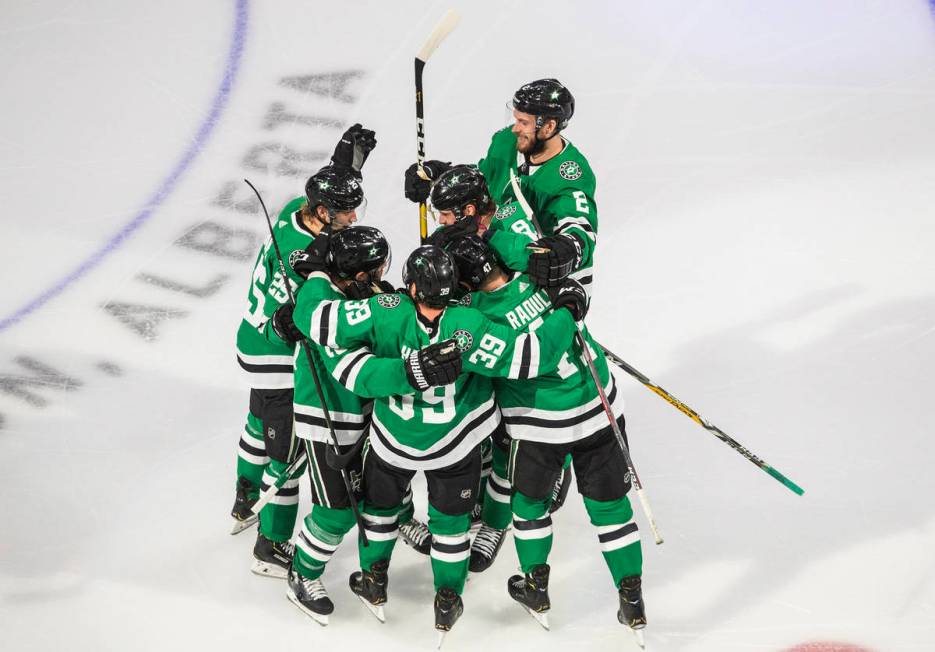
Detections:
[315, 205, 331, 223]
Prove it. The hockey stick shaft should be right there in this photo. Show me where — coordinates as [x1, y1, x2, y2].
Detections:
[244, 179, 370, 545]
[511, 169, 663, 542]
[598, 344, 805, 496]
[415, 9, 461, 243]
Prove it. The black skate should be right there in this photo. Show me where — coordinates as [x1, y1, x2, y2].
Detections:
[251, 533, 294, 579]
[507, 563, 551, 630]
[230, 476, 259, 535]
[399, 518, 432, 555]
[617, 575, 647, 648]
[434, 587, 464, 648]
[349, 559, 389, 623]
[469, 524, 508, 573]
[548, 467, 572, 514]
[469, 501, 483, 528]
[286, 569, 334, 626]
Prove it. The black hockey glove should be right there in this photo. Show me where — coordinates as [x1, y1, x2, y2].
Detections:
[271, 303, 304, 343]
[291, 225, 332, 279]
[374, 280, 396, 294]
[331, 123, 376, 176]
[527, 233, 584, 288]
[547, 278, 589, 322]
[405, 339, 462, 391]
[404, 159, 451, 203]
[425, 215, 479, 248]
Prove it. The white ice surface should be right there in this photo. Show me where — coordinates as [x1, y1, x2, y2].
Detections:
[1, 1, 934, 651]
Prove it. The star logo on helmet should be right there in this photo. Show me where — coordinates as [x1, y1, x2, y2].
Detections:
[368, 246, 378, 256]
[550, 91, 560, 100]
[452, 329, 474, 352]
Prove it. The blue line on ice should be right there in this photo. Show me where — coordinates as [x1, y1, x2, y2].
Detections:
[0, 0, 249, 332]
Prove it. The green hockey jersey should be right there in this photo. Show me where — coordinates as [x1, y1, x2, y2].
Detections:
[465, 274, 622, 444]
[235, 197, 309, 389]
[268, 273, 414, 445]
[293, 291, 578, 470]
[478, 127, 597, 297]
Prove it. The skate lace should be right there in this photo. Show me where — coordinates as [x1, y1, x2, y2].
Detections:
[302, 576, 328, 600]
[400, 519, 431, 546]
[278, 540, 296, 556]
[473, 525, 504, 557]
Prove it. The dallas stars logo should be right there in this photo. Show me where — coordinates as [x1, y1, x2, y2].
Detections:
[452, 329, 474, 352]
[377, 294, 401, 309]
[559, 160, 582, 181]
[368, 246, 379, 257]
[288, 249, 306, 270]
[495, 204, 517, 220]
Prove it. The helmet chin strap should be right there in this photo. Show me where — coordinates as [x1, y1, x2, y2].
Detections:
[527, 117, 559, 159]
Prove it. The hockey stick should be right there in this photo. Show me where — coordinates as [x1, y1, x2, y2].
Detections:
[324, 426, 368, 471]
[597, 345, 805, 496]
[244, 179, 369, 546]
[247, 446, 307, 518]
[510, 170, 664, 544]
[415, 9, 461, 243]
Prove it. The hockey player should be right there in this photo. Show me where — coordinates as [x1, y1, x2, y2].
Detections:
[445, 235, 646, 637]
[292, 245, 589, 639]
[231, 124, 375, 574]
[404, 78, 596, 295]
[265, 225, 458, 624]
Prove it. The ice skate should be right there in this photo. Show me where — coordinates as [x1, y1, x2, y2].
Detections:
[617, 575, 647, 648]
[399, 517, 432, 555]
[507, 563, 551, 630]
[349, 559, 389, 623]
[230, 476, 258, 535]
[251, 532, 294, 579]
[434, 587, 463, 648]
[286, 569, 333, 626]
[468, 524, 508, 573]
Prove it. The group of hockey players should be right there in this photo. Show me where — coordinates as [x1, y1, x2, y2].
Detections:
[230, 78, 647, 645]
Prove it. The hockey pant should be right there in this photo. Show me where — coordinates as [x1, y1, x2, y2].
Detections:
[508, 416, 643, 588]
[237, 388, 304, 542]
[293, 439, 364, 581]
[358, 442, 481, 594]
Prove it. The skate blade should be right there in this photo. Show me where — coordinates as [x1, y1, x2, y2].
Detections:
[230, 515, 258, 535]
[286, 591, 329, 626]
[630, 627, 645, 649]
[524, 606, 550, 631]
[250, 559, 289, 580]
[436, 630, 447, 649]
[356, 595, 385, 623]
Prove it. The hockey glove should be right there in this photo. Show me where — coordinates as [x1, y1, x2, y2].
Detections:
[547, 278, 589, 322]
[271, 303, 304, 343]
[344, 280, 375, 300]
[404, 159, 451, 203]
[405, 339, 462, 391]
[291, 226, 332, 279]
[425, 215, 479, 248]
[374, 280, 397, 294]
[331, 123, 377, 176]
[528, 233, 584, 288]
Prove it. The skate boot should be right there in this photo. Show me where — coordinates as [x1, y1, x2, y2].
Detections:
[469, 501, 483, 527]
[507, 563, 551, 630]
[434, 587, 464, 648]
[618, 575, 647, 648]
[349, 559, 389, 622]
[286, 568, 334, 626]
[548, 467, 572, 514]
[399, 517, 432, 555]
[230, 476, 258, 534]
[251, 532, 294, 579]
[469, 524, 508, 573]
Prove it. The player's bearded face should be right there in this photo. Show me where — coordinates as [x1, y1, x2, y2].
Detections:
[512, 109, 538, 154]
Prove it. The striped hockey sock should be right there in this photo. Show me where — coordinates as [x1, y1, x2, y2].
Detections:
[583, 495, 643, 587]
[427, 505, 470, 594]
[258, 457, 305, 542]
[294, 505, 356, 580]
[511, 491, 553, 573]
[235, 413, 268, 493]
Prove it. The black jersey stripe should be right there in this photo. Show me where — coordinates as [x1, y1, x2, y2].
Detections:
[598, 522, 639, 544]
[338, 349, 371, 386]
[299, 532, 336, 557]
[363, 522, 398, 534]
[518, 335, 532, 379]
[371, 400, 499, 463]
[238, 440, 266, 457]
[237, 357, 293, 374]
[431, 540, 470, 554]
[294, 412, 368, 431]
[503, 383, 617, 429]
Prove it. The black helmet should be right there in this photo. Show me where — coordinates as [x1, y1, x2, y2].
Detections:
[512, 78, 575, 131]
[305, 165, 364, 214]
[444, 235, 498, 291]
[429, 165, 493, 219]
[326, 226, 391, 280]
[402, 245, 459, 308]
